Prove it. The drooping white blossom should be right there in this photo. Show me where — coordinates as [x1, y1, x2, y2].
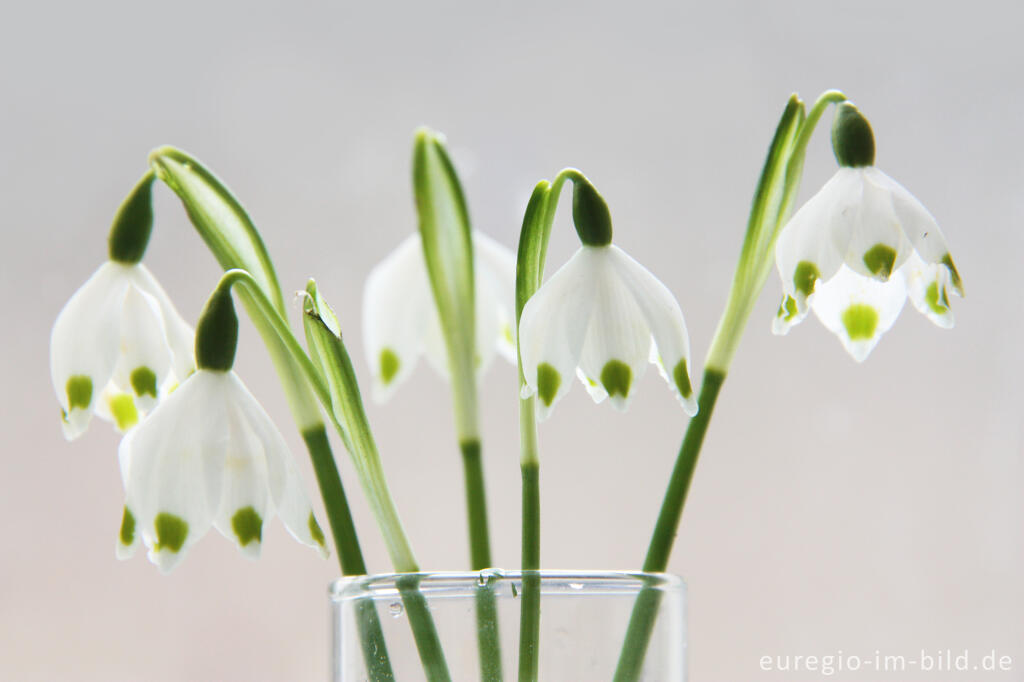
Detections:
[362, 231, 516, 401]
[518, 244, 697, 420]
[117, 369, 327, 572]
[50, 261, 195, 439]
[773, 166, 962, 361]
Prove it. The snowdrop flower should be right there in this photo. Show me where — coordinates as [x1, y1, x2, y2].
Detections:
[518, 179, 697, 419]
[50, 173, 194, 439]
[363, 231, 516, 401]
[117, 288, 327, 572]
[773, 102, 963, 361]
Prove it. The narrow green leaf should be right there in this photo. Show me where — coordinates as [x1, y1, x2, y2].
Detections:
[302, 279, 419, 574]
[412, 129, 476, 384]
[148, 146, 285, 313]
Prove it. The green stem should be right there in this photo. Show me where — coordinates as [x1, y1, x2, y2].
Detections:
[397, 575, 453, 682]
[517, 462, 541, 682]
[461, 439, 503, 682]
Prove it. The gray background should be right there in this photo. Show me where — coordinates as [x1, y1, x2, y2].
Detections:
[1, 0, 1021, 680]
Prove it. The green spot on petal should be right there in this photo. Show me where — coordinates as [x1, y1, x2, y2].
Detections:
[309, 512, 326, 547]
[672, 359, 693, 399]
[66, 375, 93, 411]
[793, 261, 820, 297]
[231, 506, 263, 546]
[941, 253, 963, 293]
[502, 324, 514, 346]
[600, 360, 632, 399]
[119, 507, 136, 546]
[925, 281, 949, 315]
[108, 393, 139, 431]
[154, 512, 189, 553]
[842, 304, 879, 341]
[863, 243, 897, 279]
[778, 295, 799, 322]
[536, 363, 561, 407]
[130, 366, 158, 398]
[379, 348, 400, 385]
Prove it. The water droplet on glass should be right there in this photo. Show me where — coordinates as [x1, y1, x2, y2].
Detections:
[568, 582, 584, 590]
[388, 602, 403, 618]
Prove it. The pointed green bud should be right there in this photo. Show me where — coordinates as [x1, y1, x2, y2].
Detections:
[572, 177, 613, 247]
[831, 102, 875, 167]
[195, 287, 238, 371]
[108, 170, 156, 264]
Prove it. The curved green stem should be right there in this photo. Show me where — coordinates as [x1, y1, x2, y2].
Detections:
[615, 90, 848, 682]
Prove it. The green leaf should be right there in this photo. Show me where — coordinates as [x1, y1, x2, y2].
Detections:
[412, 130, 476, 382]
[302, 279, 418, 574]
[148, 146, 285, 314]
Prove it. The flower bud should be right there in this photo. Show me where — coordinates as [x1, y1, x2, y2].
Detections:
[195, 288, 238, 371]
[831, 102, 875, 167]
[572, 178, 613, 247]
[108, 171, 156, 264]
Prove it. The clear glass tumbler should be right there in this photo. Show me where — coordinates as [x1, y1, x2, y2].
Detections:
[330, 570, 686, 681]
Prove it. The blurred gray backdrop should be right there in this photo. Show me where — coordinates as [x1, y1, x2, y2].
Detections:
[2, 0, 1021, 680]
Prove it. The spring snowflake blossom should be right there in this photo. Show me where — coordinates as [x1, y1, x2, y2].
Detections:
[773, 103, 963, 361]
[116, 302, 327, 572]
[50, 261, 195, 438]
[362, 231, 516, 401]
[518, 179, 696, 420]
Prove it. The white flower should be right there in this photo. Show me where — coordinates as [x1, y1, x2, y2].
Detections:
[518, 244, 697, 419]
[117, 369, 328, 572]
[772, 166, 963, 361]
[362, 231, 516, 401]
[50, 261, 195, 439]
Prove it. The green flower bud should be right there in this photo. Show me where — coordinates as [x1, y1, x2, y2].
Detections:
[108, 170, 156, 264]
[572, 177, 613, 247]
[831, 102, 875, 167]
[195, 287, 238, 371]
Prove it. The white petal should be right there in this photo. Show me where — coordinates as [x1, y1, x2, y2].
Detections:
[50, 262, 132, 439]
[212, 398, 271, 559]
[576, 254, 649, 412]
[843, 169, 913, 280]
[868, 167, 964, 296]
[362, 234, 432, 401]
[474, 232, 518, 364]
[130, 264, 196, 381]
[110, 285, 173, 413]
[607, 246, 698, 415]
[518, 247, 597, 419]
[228, 372, 327, 556]
[120, 371, 226, 572]
[811, 266, 907, 362]
[775, 169, 861, 318]
[902, 253, 956, 329]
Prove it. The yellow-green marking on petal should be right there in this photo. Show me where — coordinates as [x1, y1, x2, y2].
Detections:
[154, 513, 189, 553]
[108, 393, 139, 431]
[941, 253, 963, 294]
[842, 304, 879, 341]
[119, 507, 136, 546]
[536, 363, 561, 406]
[794, 261, 820, 297]
[672, 359, 693, 399]
[231, 507, 263, 546]
[863, 244, 897, 279]
[777, 295, 799, 322]
[600, 360, 632, 398]
[66, 375, 93, 410]
[130, 366, 158, 398]
[925, 281, 950, 315]
[379, 348, 400, 385]
[309, 512, 326, 547]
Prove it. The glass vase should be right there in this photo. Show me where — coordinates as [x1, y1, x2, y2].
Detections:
[330, 570, 686, 681]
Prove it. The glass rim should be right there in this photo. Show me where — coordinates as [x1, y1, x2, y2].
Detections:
[329, 569, 685, 602]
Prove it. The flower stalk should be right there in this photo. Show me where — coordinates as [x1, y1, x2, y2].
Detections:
[613, 90, 848, 682]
